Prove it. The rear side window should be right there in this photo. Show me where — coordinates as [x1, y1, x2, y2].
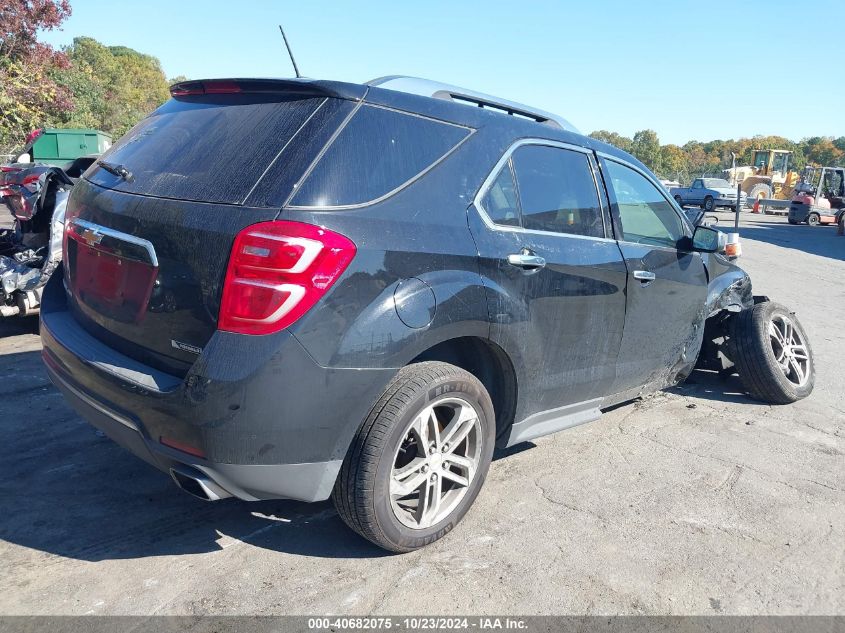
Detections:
[481, 163, 521, 227]
[510, 145, 604, 237]
[290, 105, 471, 208]
[86, 95, 326, 205]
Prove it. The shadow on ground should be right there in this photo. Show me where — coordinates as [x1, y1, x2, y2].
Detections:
[0, 345, 394, 561]
[732, 220, 844, 262]
[0, 316, 39, 338]
[670, 368, 762, 406]
[0, 346, 754, 565]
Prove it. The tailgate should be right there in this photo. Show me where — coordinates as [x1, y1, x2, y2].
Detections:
[64, 181, 279, 374]
[60, 82, 359, 375]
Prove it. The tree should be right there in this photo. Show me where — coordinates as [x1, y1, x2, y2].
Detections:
[52, 36, 171, 138]
[659, 144, 688, 181]
[0, 0, 73, 154]
[588, 130, 633, 153]
[631, 129, 661, 173]
[803, 137, 843, 167]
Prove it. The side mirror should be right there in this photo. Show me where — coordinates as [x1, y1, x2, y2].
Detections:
[16, 153, 31, 164]
[692, 225, 721, 253]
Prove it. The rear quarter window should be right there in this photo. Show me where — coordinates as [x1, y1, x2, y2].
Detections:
[289, 104, 472, 208]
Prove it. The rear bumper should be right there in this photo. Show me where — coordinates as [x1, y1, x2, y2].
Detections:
[40, 274, 396, 502]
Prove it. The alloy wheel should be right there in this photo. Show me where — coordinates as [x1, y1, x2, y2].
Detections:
[768, 314, 810, 387]
[389, 396, 482, 529]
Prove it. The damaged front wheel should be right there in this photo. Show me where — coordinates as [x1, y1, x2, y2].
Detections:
[730, 301, 815, 404]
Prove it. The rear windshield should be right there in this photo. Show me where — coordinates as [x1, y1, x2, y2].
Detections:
[86, 95, 326, 205]
[290, 104, 472, 208]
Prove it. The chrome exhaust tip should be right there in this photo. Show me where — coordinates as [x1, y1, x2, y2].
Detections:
[169, 465, 231, 501]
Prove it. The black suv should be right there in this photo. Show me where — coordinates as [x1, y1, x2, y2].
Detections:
[41, 76, 814, 552]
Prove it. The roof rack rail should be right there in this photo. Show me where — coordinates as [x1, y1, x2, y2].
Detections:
[366, 76, 579, 133]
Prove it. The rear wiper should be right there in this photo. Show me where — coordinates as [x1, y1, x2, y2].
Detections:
[97, 160, 134, 182]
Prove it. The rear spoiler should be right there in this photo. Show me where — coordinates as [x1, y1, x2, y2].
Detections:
[169, 78, 367, 101]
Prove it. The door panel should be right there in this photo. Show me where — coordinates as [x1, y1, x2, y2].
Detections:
[513, 232, 629, 408]
[612, 243, 707, 393]
[599, 157, 708, 395]
[689, 180, 704, 204]
[469, 207, 627, 419]
[469, 141, 628, 427]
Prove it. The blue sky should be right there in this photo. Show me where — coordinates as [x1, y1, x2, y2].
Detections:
[41, 0, 844, 145]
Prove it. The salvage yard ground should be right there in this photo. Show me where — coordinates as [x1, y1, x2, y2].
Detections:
[0, 206, 842, 615]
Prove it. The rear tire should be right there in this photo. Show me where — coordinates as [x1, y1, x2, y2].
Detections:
[674, 195, 684, 207]
[788, 218, 798, 225]
[807, 212, 820, 226]
[729, 302, 814, 404]
[332, 361, 495, 552]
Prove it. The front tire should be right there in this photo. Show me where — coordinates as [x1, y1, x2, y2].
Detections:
[730, 302, 814, 404]
[703, 196, 715, 212]
[332, 361, 495, 552]
[748, 183, 772, 204]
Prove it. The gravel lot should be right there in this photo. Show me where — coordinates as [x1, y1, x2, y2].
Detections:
[0, 205, 842, 616]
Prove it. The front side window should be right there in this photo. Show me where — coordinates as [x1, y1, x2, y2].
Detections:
[509, 145, 604, 238]
[604, 160, 687, 248]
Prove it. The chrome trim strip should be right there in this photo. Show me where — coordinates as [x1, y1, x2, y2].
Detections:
[472, 138, 615, 242]
[69, 218, 159, 267]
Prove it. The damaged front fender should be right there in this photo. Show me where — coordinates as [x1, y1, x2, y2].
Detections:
[703, 253, 754, 317]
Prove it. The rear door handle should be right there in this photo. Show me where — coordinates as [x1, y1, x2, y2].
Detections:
[507, 253, 546, 271]
[633, 270, 656, 283]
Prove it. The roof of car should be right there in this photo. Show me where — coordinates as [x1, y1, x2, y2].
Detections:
[170, 76, 652, 179]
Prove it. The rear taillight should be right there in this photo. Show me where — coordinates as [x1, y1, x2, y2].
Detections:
[218, 221, 356, 335]
[1, 166, 22, 173]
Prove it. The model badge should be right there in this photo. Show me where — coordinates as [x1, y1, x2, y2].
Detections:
[171, 339, 202, 355]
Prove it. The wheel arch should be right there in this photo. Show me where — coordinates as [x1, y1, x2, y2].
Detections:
[409, 336, 518, 445]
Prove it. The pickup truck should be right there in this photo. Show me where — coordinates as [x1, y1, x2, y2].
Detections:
[670, 178, 746, 212]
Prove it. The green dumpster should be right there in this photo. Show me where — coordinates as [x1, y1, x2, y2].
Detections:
[29, 129, 112, 162]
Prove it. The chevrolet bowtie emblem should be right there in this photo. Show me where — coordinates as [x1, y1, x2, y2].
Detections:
[80, 228, 104, 246]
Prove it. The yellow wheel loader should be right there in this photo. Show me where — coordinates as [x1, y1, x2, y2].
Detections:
[723, 149, 800, 206]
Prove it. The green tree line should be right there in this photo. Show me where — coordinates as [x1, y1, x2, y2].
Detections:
[590, 129, 845, 184]
[1, 0, 176, 154]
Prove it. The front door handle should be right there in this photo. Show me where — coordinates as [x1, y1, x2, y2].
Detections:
[633, 270, 656, 284]
[507, 253, 546, 271]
